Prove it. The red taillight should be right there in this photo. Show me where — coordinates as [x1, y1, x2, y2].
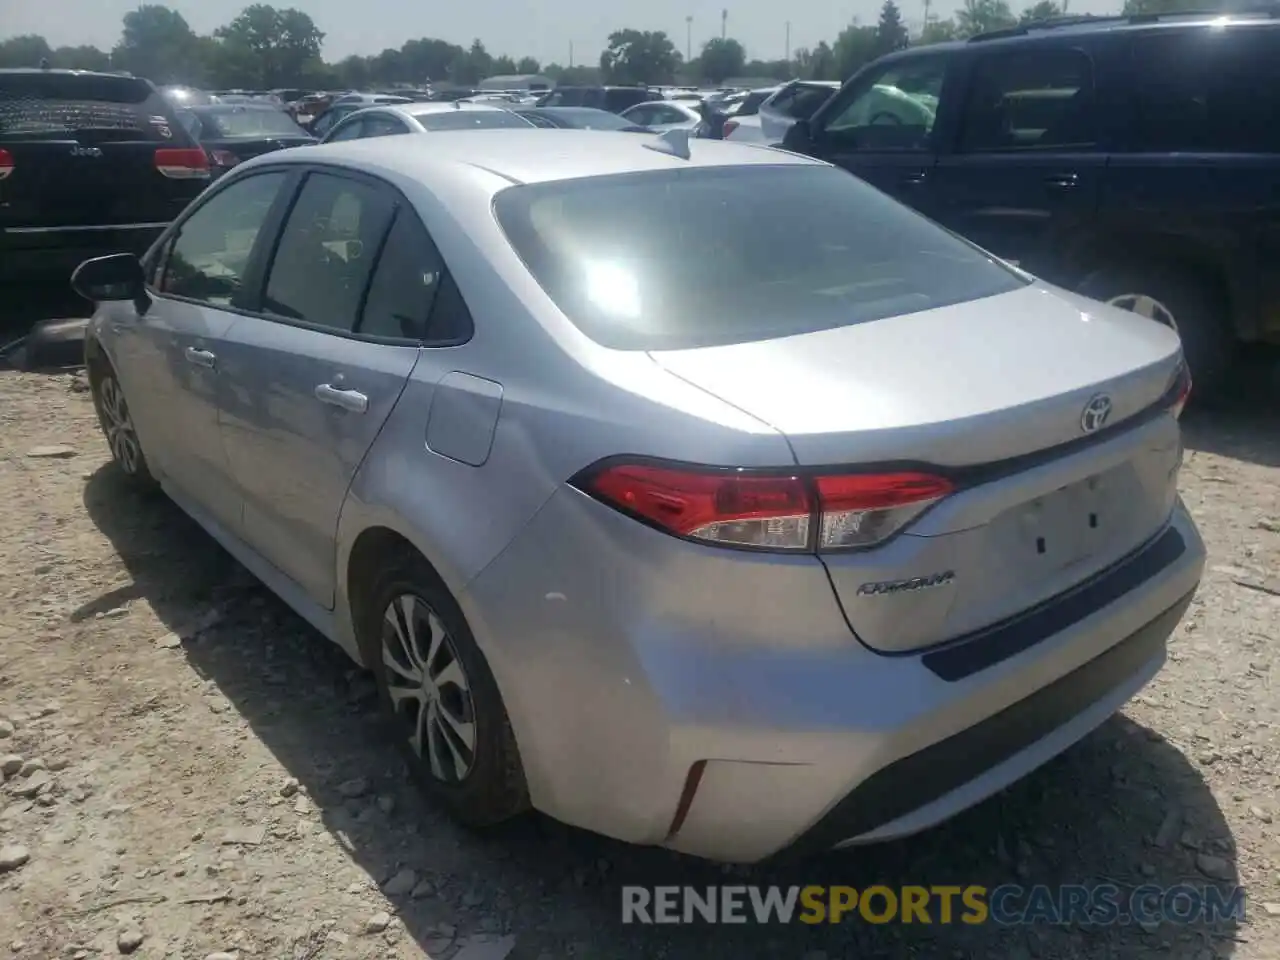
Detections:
[1172, 364, 1192, 420]
[575, 461, 953, 552]
[0, 148, 13, 180]
[210, 149, 240, 168]
[721, 120, 739, 138]
[154, 147, 210, 180]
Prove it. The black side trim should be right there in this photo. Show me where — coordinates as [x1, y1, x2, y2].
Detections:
[922, 526, 1186, 682]
[776, 591, 1193, 862]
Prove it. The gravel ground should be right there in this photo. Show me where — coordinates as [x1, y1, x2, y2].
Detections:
[0, 367, 1277, 960]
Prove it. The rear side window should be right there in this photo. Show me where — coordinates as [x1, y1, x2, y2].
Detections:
[958, 48, 1096, 152]
[263, 173, 395, 332]
[1129, 26, 1280, 153]
[0, 73, 186, 143]
[494, 165, 1026, 351]
[359, 209, 446, 340]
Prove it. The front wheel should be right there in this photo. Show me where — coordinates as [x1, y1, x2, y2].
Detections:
[359, 554, 529, 827]
[89, 358, 158, 490]
[1077, 263, 1235, 401]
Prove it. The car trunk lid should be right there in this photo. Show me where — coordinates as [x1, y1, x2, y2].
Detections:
[649, 284, 1187, 653]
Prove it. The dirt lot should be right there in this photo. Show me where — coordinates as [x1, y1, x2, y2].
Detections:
[0, 367, 1277, 960]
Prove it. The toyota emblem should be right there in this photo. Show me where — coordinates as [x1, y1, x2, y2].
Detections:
[1080, 393, 1113, 434]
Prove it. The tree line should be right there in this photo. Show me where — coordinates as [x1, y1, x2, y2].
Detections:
[0, 0, 1227, 91]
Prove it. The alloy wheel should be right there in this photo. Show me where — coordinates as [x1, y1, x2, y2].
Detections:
[99, 376, 142, 475]
[380, 594, 477, 783]
[1105, 293, 1179, 333]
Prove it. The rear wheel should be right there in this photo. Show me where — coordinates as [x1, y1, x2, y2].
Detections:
[1077, 263, 1235, 400]
[89, 358, 157, 490]
[358, 553, 529, 827]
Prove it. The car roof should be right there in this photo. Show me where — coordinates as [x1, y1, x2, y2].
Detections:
[262, 128, 821, 187]
[399, 102, 508, 117]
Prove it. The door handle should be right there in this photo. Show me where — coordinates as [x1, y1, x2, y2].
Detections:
[184, 346, 216, 368]
[1043, 173, 1080, 190]
[314, 383, 368, 414]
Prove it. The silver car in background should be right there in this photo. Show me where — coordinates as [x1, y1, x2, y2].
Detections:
[321, 101, 536, 142]
[75, 130, 1203, 863]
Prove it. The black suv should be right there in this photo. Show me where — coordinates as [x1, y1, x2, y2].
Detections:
[783, 12, 1280, 395]
[0, 69, 210, 288]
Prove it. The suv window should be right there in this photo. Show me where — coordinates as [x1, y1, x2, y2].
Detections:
[160, 172, 287, 305]
[1129, 26, 1280, 153]
[958, 48, 1095, 152]
[0, 73, 189, 143]
[263, 173, 395, 331]
[821, 56, 949, 151]
[359, 209, 448, 340]
[604, 89, 655, 112]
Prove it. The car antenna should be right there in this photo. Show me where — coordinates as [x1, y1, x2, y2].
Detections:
[643, 126, 691, 160]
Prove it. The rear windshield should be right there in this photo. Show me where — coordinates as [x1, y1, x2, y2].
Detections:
[200, 108, 305, 138]
[0, 73, 181, 142]
[494, 165, 1027, 351]
[414, 110, 531, 131]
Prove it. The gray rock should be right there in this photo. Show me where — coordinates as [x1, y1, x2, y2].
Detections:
[205, 954, 238, 960]
[279, 778, 299, 798]
[116, 928, 145, 954]
[410, 878, 435, 899]
[26, 445, 77, 459]
[453, 936, 517, 960]
[337, 777, 369, 799]
[18, 759, 45, 777]
[376, 794, 395, 814]
[10, 771, 51, 798]
[0, 720, 13, 739]
[0, 755, 22, 777]
[1249, 805, 1273, 824]
[382, 868, 416, 897]
[363, 911, 391, 935]
[0, 845, 31, 872]
[1195, 853, 1233, 881]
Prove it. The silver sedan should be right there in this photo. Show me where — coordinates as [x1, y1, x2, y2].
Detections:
[73, 129, 1203, 863]
[321, 101, 535, 142]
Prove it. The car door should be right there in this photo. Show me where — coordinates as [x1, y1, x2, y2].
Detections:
[111, 169, 293, 533]
[928, 43, 1106, 273]
[213, 168, 424, 609]
[806, 52, 954, 214]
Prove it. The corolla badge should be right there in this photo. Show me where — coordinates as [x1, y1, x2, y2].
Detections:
[1080, 393, 1113, 434]
[857, 571, 955, 596]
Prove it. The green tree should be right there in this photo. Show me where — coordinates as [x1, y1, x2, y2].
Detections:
[1122, 0, 1225, 12]
[833, 22, 879, 80]
[544, 63, 602, 85]
[874, 0, 911, 57]
[112, 5, 204, 84]
[698, 37, 746, 83]
[515, 56, 541, 74]
[52, 45, 112, 70]
[1020, 0, 1066, 21]
[491, 54, 518, 76]
[214, 5, 324, 88]
[919, 17, 960, 42]
[956, 0, 1018, 37]
[599, 29, 681, 85]
[795, 41, 837, 81]
[0, 35, 54, 69]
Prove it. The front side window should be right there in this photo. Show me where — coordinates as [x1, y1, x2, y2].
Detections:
[820, 56, 950, 151]
[262, 173, 395, 331]
[958, 48, 1095, 153]
[161, 171, 287, 306]
[326, 117, 366, 142]
[1128, 26, 1280, 153]
[494, 165, 1027, 351]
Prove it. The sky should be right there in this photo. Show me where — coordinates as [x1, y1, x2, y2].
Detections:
[2, 0, 1122, 68]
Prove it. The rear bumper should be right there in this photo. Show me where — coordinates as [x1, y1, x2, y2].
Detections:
[463, 489, 1204, 863]
[0, 225, 166, 285]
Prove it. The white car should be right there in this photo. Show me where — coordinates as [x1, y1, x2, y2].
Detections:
[619, 100, 704, 134]
[725, 80, 840, 145]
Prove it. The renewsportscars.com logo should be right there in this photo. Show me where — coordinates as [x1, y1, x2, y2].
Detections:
[621, 884, 1247, 926]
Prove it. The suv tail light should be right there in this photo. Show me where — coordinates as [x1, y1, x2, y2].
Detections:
[721, 120, 739, 138]
[1167, 360, 1192, 420]
[573, 460, 953, 552]
[0, 148, 13, 180]
[154, 147, 210, 180]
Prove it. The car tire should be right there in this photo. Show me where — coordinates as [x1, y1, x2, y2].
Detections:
[359, 553, 529, 827]
[88, 357, 158, 490]
[1077, 263, 1235, 401]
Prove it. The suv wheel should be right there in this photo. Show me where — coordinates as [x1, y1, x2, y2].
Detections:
[359, 554, 529, 827]
[1078, 264, 1235, 400]
[89, 360, 157, 489]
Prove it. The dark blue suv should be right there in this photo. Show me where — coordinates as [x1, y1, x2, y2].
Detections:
[782, 11, 1280, 396]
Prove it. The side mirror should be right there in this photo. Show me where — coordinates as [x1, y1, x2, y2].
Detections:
[782, 118, 816, 153]
[71, 253, 146, 304]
